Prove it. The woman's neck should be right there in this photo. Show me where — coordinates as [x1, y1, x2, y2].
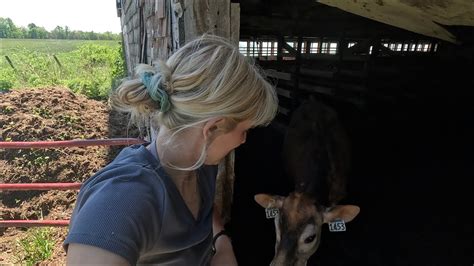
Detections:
[152, 127, 203, 219]
[153, 126, 204, 182]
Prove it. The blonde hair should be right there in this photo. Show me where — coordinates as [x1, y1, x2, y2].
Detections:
[111, 34, 278, 169]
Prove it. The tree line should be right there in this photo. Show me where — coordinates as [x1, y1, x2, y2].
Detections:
[0, 17, 121, 40]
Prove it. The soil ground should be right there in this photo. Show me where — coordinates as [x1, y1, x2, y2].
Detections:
[0, 87, 138, 264]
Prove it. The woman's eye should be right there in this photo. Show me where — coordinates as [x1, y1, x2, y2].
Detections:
[304, 234, 316, 244]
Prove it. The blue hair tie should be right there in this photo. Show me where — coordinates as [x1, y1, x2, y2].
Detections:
[140, 71, 171, 113]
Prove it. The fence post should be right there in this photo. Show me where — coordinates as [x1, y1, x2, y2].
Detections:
[5, 55, 15, 69]
[53, 55, 62, 68]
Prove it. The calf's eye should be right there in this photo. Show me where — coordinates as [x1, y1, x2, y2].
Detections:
[304, 234, 316, 244]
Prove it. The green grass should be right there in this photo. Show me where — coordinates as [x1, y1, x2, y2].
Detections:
[0, 39, 126, 100]
[15, 227, 54, 266]
[0, 38, 120, 55]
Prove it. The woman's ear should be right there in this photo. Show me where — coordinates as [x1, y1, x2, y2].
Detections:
[202, 117, 226, 141]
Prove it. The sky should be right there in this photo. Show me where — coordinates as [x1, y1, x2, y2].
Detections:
[0, 0, 122, 33]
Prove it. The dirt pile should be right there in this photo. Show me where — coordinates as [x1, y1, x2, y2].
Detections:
[0, 87, 138, 264]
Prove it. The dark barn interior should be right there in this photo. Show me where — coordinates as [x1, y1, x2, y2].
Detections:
[227, 1, 474, 265]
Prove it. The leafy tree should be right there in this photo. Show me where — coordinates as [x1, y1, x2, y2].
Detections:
[27, 23, 38, 38]
[36, 26, 49, 39]
[87, 31, 98, 40]
[0, 17, 15, 38]
[15, 27, 28, 38]
[0, 17, 121, 40]
[51, 26, 65, 39]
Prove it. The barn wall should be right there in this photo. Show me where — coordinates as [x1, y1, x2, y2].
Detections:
[117, 0, 240, 75]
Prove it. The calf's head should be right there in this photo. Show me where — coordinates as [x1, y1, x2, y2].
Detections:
[255, 193, 359, 266]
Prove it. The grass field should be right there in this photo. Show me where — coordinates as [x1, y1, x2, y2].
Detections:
[0, 39, 120, 55]
[0, 39, 125, 100]
[0, 38, 126, 265]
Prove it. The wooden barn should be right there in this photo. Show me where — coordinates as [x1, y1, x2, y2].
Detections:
[116, 1, 474, 265]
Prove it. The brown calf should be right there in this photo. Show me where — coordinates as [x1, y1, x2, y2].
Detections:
[255, 98, 360, 265]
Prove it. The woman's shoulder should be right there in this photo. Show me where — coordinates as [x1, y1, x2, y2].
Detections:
[83, 144, 161, 185]
[76, 144, 168, 209]
[109, 143, 159, 169]
[70, 145, 168, 229]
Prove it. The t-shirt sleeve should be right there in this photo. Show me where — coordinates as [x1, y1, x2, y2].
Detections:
[64, 167, 164, 265]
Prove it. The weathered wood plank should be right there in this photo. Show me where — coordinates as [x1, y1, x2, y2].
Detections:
[183, 0, 205, 41]
[145, 0, 154, 17]
[299, 82, 335, 96]
[125, 0, 133, 13]
[155, 0, 165, 18]
[230, 3, 240, 46]
[265, 69, 292, 81]
[278, 106, 290, 115]
[182, 0, 233, 41]
[171, 0, 183, 52]
[300, 68, 335, 79]
[276, 87, 292, 98]
[215, 0, 230, 39]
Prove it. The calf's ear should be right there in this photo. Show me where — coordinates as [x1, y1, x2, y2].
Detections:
[323, 205, 360, 223]
[254, 194, 285, 209]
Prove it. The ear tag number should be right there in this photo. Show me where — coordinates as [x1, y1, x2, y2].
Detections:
[328, 219, 346, 232]
[265, 208, 279, 219]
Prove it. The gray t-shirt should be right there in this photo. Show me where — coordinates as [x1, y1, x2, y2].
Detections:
[64, 142, 217, 265]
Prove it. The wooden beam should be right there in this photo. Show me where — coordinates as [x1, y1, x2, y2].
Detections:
[276, 87, 292, 98]
[264, 69, 292, 81]
[182, 0, 233, 42]
[240, 14, 434, 40]
[299, 82, 335, 96]
[230, 3, 240, 46]
[278, 106, 290, 115]
[282, 41, 298, 56]
[214, 0, 230, 39]
[300, 68, 334, 79]
[170, 0, 183, 51]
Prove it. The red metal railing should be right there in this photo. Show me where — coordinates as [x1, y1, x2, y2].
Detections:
[0, 138, 145, 149]
[0, 220, 71, 227]
[0, 138, 146, 227]
[0, 183, 82, 191]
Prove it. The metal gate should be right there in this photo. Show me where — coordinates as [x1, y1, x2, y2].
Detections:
[0, 138, 145, 227]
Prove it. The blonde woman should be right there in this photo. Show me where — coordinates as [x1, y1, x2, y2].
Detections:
[64, 35, 278, 265]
